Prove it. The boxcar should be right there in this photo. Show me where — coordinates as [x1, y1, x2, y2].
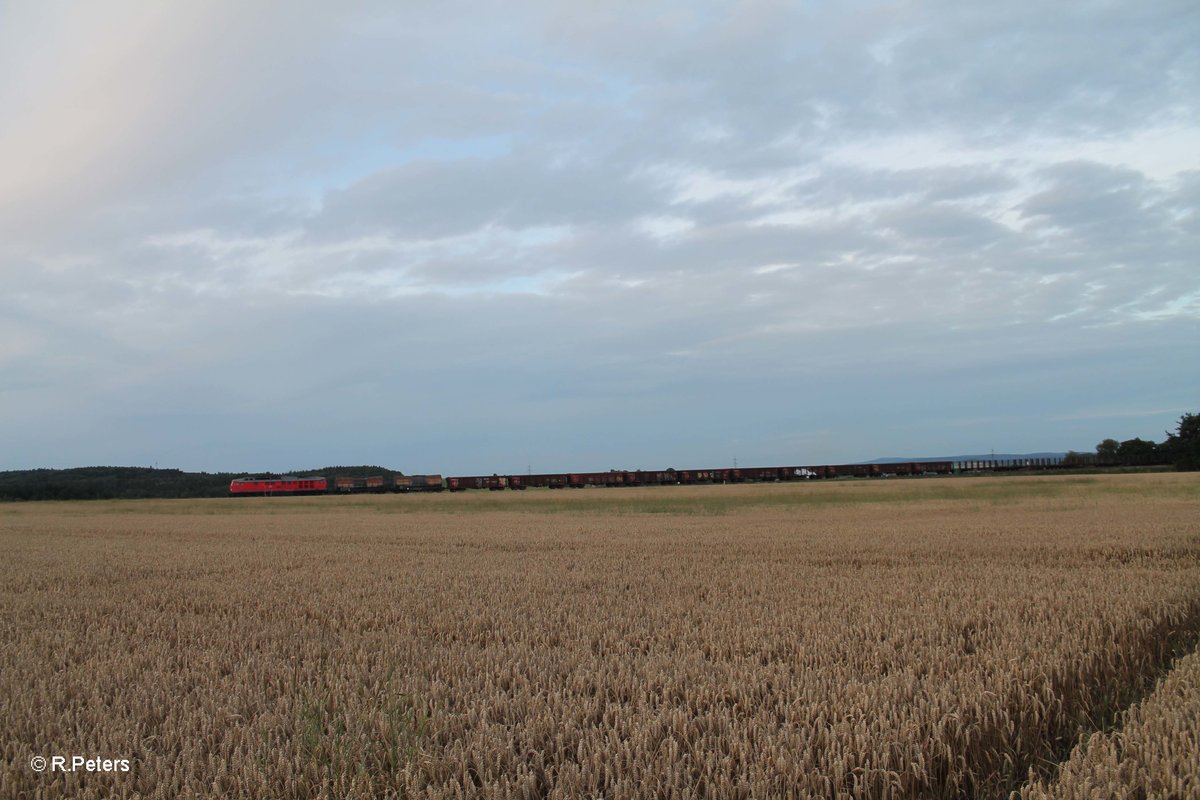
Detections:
[447, 475, 510, 491]
[333, 476, 385, 492]
[394, 474, 445, 492]
[528, 473, 569, 489]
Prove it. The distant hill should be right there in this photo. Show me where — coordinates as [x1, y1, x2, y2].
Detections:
[864, 453, 1067, 464]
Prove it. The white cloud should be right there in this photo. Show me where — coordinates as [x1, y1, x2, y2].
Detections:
[826, 125, 1200, 184]
[635, 215, 695, 241]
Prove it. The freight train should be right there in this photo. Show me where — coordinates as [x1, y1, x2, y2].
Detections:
[228, 460, 970, 495]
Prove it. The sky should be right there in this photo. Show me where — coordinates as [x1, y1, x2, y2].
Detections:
[2, 1, 1197, 475]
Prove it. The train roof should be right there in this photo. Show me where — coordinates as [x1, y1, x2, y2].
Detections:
[230, 475, 322, 483]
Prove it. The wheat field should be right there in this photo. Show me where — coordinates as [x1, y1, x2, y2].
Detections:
[2, 473, 1198, 799]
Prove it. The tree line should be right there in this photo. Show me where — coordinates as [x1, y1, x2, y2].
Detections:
[0, 467, 237, 502]
[0, 465, 398, 502]
[1069, 412, 1199, 470]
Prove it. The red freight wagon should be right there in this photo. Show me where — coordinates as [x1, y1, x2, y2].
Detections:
[333, 475, 385, 492]
[740, 467, 780, 482]
[446, 475, 508, 491]
[569, 472, 606, 487]
[567, 472, 610, 488]
[522, 473, 569, 489]
[625, 470, 670, 486]
[229, 476, 327, 496]
[678, 469, 722, 484]
[781, 466, 819, 480]
[394, 474, 445, 492]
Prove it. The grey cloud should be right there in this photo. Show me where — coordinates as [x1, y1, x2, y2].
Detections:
[1021, 162, 1149, 228]
[871, 2, 1198, 136]
[313, 156, 660, 239]
[1017, 162, 1198, 288]
[875, 203, 1014, 246]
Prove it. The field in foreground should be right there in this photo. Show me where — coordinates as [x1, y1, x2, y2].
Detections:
[2, 473, 1198, 799]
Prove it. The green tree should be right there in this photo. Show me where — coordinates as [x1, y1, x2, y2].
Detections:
[1115, 438, 1159, 466]
[1164, 412, 1200, 471]
[1095, 438, 1120, 464]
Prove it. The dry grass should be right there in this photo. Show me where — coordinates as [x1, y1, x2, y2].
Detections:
[1, 473, 1198, 799]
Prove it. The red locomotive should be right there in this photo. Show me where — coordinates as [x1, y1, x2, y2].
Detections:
[229, 476, 328, 496]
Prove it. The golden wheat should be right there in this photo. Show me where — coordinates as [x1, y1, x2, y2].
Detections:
[1, 474, 1197, 799]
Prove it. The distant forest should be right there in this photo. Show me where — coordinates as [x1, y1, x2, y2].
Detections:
[0, 466, 397, 502]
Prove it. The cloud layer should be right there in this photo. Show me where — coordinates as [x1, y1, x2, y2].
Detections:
[3, 1, 1197, 472]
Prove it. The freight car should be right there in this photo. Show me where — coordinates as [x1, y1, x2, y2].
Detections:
[393, 474, 445, 492]
[334, 476, 387, 492]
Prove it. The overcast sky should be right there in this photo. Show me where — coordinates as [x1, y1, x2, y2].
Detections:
[2, 1, 1197, 475]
